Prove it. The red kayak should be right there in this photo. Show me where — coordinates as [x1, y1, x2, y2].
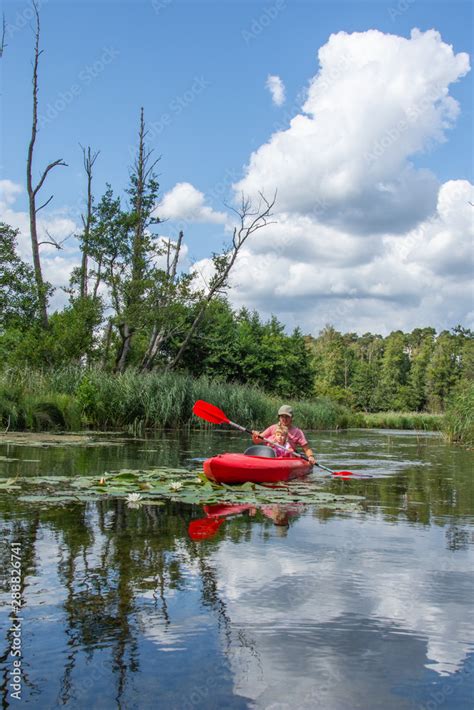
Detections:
[203, 453, 312, 484]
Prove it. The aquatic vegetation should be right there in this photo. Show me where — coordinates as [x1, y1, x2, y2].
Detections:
[3, 465, 364, 511]
[0, 366, 352, 432]
[126, 492, 143, 509]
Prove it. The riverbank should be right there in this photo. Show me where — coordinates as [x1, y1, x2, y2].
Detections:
[0, 366, 465, 438]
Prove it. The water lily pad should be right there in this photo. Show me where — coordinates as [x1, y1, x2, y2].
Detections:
[0, 479, 21, 490]
[3, 462, 365, 511]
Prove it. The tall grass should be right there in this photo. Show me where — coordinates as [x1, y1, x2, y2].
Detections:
[354, 411, 444, 431]
[3, 366, 466, 437]
[0, 366, 351, 432]
[443, 382, 474, 446]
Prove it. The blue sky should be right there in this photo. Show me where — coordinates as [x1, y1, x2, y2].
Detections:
[1, 0, 473, 334]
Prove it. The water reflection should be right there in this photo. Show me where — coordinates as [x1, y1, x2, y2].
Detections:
[0, 430, 473, 708]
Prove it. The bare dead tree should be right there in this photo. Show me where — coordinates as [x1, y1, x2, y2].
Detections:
[0, 14, 6, 57]
[26, 1, 67, 327]
[79, 145, 100, 298]
[166, 190, 277, 371]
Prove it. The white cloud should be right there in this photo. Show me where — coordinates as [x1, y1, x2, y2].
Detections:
[266, 74, 286, 106]
[218, 28, 472, 334]
[159, 182, 227, 225]
[0, 179, 23, 207]
[236, 29, 469, 234]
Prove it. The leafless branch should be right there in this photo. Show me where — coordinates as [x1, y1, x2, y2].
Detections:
[33, 158, 68, 196]
[38, 229, 73, 250]
[36, 194, 54, 212]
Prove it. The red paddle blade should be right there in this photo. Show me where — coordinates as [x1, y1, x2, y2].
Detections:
[192, 400, 230, 425]
[188, 517, 225, 540]
[333, 471, 354, 477]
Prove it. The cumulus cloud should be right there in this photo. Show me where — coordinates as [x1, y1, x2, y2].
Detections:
[266, 74, 286, 106]
[159, 182, 227, 224]
[236, 29, 469, 235]
[220, 28, 472, 334]
[193, 176, 473, 334]
[0, 179, 23, 208]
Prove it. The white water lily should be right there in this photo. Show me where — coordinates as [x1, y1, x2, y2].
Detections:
[126, 492, 142, 508]
[169, 481, 183, 492]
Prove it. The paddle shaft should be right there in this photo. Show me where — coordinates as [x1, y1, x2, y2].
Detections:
[314, 461, 336, 474]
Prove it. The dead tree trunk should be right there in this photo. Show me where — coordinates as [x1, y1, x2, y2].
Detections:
[79, 145, 100, 298]
[26, 1, 67, 328]
[115, 323, 133, 373]
[0, 14, 6, 57]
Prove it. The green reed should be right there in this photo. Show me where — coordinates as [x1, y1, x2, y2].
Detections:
[443, 383, 474, 445]
[0, 366, 352, 432]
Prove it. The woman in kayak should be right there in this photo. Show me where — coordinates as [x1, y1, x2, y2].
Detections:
[252, 404, 317, 465]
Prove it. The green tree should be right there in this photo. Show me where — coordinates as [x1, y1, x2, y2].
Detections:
[174, 298, 239, 378]
[114, 108, 161, 371]
[406, 328, 436, 411]
[426, 331, 462, 411]
[348, 333, 383, 411]
[310, 325, 354, 404]
[374, 331, 410, 410]
[0, 223, 41, 330]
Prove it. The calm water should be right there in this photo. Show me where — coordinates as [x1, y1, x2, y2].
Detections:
[1, 429, 473, 709]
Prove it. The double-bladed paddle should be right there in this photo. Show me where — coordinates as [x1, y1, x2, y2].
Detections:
[192, 399, 355, 476]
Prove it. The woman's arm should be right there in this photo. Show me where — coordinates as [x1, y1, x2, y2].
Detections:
[302, 444, 316, 465]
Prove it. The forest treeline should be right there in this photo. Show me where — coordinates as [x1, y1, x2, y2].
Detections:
[1, 217, 471, 416]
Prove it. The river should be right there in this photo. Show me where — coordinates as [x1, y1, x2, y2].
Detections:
[0, 428, 473, 709]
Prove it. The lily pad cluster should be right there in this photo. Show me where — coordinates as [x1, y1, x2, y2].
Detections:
[1, 465, 364, 511]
